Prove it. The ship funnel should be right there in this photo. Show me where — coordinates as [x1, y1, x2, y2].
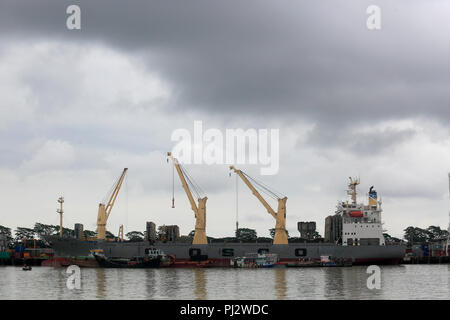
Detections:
[369, 186, 377, 207]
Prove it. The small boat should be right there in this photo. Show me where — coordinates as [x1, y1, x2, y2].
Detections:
[286, 256, 352, 267]
[286, 258, 321, 268]
[92, 247, 169, 268]
[22, 265, 32, 271]
[232, 253, 278, 268]
[320, 255, 352, 267]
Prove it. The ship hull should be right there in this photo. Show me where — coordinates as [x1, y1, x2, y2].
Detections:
[47, 237, 405, 266]
[93, 253, 162, 268]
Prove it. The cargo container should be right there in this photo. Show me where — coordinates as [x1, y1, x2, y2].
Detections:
[0, 252, 10, 259]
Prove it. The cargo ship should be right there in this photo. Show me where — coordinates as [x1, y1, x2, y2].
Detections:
[47, 175, 405, 266]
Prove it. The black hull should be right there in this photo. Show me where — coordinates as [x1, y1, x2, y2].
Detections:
[93, 254, 162, 268]
[49, 238, 406, 265]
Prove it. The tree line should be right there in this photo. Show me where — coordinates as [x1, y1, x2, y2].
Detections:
[1, 223, 447, 248]
[402, 225, 448, 244]
[0, 223, 117, 248]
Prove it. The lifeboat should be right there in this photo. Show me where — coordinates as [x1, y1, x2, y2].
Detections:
[349, 210, 363, 218]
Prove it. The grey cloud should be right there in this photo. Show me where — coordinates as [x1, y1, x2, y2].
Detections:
[0, 0, 449, 128]
[306, 126, 417, 155]
[1, 1, 450, 236]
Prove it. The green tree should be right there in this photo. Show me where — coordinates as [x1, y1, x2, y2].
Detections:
[126, 231, 144, 242]
[60, 227, 74, 238]
[403, 226, 429, 243]
[105, 230, 115, 239]
[158, 226, 167, 241]
[34, 223, 58, 239]
[383, 233, 402, 244]
[14, 227, 35, 241]
[0, 225, 13, 248]
[83, 230, 96, 238]
[236, 228, 257, 242]
[310, 231, 322, 240]
[426, 226, 448, 241]
[269, 228, 290, 239]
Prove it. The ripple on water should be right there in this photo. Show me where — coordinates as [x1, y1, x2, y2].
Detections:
[0, 265, 448, 300]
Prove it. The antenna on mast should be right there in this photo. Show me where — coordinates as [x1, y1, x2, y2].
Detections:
[169, 154, 175, 208]
[236, 173, 239, 234]
[347, 177, 360, 204]
[57, 196, 64, 238]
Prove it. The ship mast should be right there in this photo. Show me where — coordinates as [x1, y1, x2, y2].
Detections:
[57, 196, 64, 238]
[347, 177, 360, 204]
[118, 224, 124, 242]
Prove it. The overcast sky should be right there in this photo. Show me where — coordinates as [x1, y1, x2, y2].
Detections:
[1, 1, 449, 239]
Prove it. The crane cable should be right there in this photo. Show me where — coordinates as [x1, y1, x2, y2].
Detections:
[236, 173, 239, 233]
[168, 156, 205, 205]
[241, 171, 284, 200]
[171, 160, 175, 208]
[125, 175, 128, 236]
[179, 163, 205, 199]
[102, 172, 123, 205]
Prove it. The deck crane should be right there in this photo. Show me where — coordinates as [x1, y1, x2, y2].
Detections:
[118, 224, 124, 242]
[167, 152, 208, 245]
[230, 166, 288, 245]
[96, 168, 128, 240]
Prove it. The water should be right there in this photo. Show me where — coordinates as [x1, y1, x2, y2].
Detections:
[0, 265, 448, 300]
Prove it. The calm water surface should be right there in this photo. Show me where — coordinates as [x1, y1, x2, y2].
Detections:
[0, 265, 448, 300]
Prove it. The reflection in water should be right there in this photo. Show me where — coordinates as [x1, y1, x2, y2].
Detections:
[323, 267, 345, 299]
[116, 269, 124, 297]
[95, 268, 106, 299]
[274, 268, 287, 299]
[162, 269, 180, 297]
[145, 269, 156, 299]
[194, 269, 207, 300]
[57, 267, 64, 300]
[342, 266, 368, 299]
[0, 265, 448, 300]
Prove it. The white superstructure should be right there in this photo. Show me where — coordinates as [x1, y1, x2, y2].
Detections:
[337, 178, 385, 246]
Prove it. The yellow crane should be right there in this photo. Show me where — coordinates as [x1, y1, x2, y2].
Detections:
[167, 152, 208, 244]
[118, 224, 124, 242]
[96, 168, 128, 240]
[230, 166, 288, 245]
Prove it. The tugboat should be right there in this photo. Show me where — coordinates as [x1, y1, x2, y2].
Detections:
[232, 253, 278, 268]
[92, 247, 169, 268]
[22, 264, 32, 271]
[319, 255, 352, 267]
[286, 258, 321, 268]
[286, 256, 352, 267]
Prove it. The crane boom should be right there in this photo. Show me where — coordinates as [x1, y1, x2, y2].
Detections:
[230, 165, 288, 245]
[118, 224, 124, 242]
[96, 168, 128, 240]
[168, 152, 208, 244]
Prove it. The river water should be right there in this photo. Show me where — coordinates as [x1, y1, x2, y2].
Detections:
[0, 265, 448, 300]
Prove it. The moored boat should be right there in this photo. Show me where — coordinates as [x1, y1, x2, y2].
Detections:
[232, 253, 278, 268]
[92, 247, 168, 268]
